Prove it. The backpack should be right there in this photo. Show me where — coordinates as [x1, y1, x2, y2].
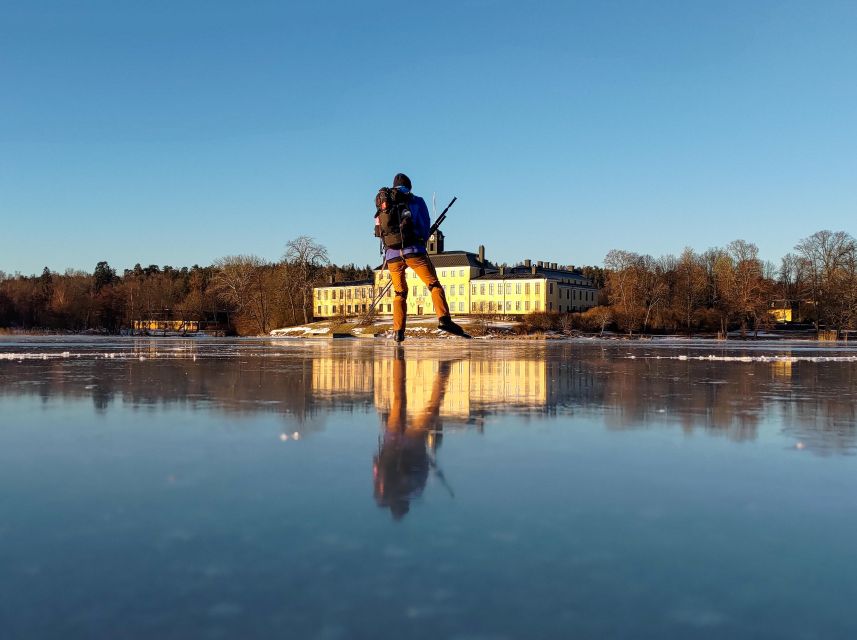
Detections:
[374, 187, 418, 250]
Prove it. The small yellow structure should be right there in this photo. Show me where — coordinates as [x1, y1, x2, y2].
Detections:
[132, 319, 200, 333]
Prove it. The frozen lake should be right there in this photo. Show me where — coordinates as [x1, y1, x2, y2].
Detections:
[2, 336, 857, 639]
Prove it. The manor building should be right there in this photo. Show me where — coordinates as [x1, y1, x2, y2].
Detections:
[312, 231, 599, 319]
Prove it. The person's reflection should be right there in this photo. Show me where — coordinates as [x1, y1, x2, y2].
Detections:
[373, 349, 455, 520]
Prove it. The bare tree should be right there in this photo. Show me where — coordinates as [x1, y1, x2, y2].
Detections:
[796, 230, 856, 334]
[284, 236, 329, 325]
[211, 255, 276, 335]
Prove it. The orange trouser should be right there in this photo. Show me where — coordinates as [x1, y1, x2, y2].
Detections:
[388, 253, 450, 331]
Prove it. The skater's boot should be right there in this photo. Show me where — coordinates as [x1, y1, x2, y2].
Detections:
[437, 315, 469, 337]
[394, 329, 406, 343]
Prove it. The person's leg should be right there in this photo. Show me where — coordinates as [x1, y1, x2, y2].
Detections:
[406, 254, 450, 318]
[388, 258, 408, 333]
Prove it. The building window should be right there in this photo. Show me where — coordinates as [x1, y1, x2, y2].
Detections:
[459, 302, 464, 312]
[549, 302, 552, 311]
[535, 301, 540, 311]
[471, 302, 476, 312]
[459, 284, 464, 296]
[423, 286, 428, 296]
[505, 283, 512, 294]
[471, 285, 476, 294]
[515, 301, 520, 311]
[347, 305, 351, 313]
[412, 286, 417, 296]
[480, 284, 485, 294]
[516, 283, 521, 294]
[362, 304, 367, 312]
[317, 306, 322, 315]
[459, 269, 464, 277]
[441, 270, 446, 277]
[489, 283, 494, 295]
[387, 304, 392, 312]
[525, 301, 530, 311]
[506, 301, 511, 311]
[525, 283, 530, 294]
[535, 283, 540, 294]
[549, 283, 553, 294]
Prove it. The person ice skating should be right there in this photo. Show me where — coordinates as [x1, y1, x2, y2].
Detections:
[374, 173, 466, 342]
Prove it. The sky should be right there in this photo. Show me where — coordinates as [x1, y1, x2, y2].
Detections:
[1, 0, 856, 276]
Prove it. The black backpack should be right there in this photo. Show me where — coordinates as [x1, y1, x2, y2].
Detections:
[374, 187, 418, 250]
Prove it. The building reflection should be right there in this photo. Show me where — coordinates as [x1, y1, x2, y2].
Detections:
[2, 342, 856, 455]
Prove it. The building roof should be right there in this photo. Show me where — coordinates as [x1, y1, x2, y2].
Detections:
[374, 250, 495, 271]
[316, 278, 373, 288]
[473, 267, 597, 288]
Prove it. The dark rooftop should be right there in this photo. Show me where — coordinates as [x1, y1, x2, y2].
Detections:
[374, 250, 495, 271]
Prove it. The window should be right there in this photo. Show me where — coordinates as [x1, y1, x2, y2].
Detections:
[535, 283, 540, 294]
[525, 283, 530, 294]
[423, 286, 427, 296]
[471, 285, 477, 294]
[549, 302, 552, 311]
[459, 284, 464, 296]
[480, 301, 486, 311]
[459, 302, 464, 312]
[441, 270, 446, 277]
[480, 284, 485, 294]
[471, 302, 477, 311]
[459, 269, 464, 277]
[324, 290, 328, 300]
[317, 306, 322, 315]
[505, 283, 512, 294]
[362, 304, 367, 312]
[506, 301, 512, 310]
[535, 301, 540, 311]
[515, 301, 520, 311]
[549, 283, 553, 294]
[489, 283, 494, 295]
[387, 304, 392, 312]
[412, 286, 417, 296]
[516, 283, 521, 294]
[525, 301, 530, 311]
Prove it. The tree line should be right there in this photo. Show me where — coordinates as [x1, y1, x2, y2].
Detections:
[592, 229, 857, 336]
[3, 229, 855, 337]
[0, 236, 370, 336]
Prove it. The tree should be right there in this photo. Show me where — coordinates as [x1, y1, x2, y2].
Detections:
[284, 236, 329, 325]
[796, 230, 857, 334]
[93, 261, 116, 293]
[211, 255, 275, 335]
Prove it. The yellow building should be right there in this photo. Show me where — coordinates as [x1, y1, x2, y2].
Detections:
[312, 232, 598, 319]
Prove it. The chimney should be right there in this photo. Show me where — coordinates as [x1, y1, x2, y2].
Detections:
[329, 275, 335, 284]
[537, 261, 544, 268]
[478, 245, 485, 264]
[551, 262, 558, 270]
[531, 264, 537, 275]
[499, 266, 505, 276]
[524, 259, 531, 267]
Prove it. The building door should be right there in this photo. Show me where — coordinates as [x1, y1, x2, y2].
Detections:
[417, 305, 423, 316]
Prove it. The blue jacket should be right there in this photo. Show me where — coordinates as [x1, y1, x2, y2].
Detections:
[383, 186, 431, 261]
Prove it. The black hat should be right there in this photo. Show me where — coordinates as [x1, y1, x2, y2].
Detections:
[393, 173, 412, 190]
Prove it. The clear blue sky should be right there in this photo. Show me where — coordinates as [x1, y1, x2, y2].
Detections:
[2, 0, 855, 276]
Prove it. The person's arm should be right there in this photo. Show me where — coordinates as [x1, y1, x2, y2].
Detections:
[412, 197, 431, 244]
